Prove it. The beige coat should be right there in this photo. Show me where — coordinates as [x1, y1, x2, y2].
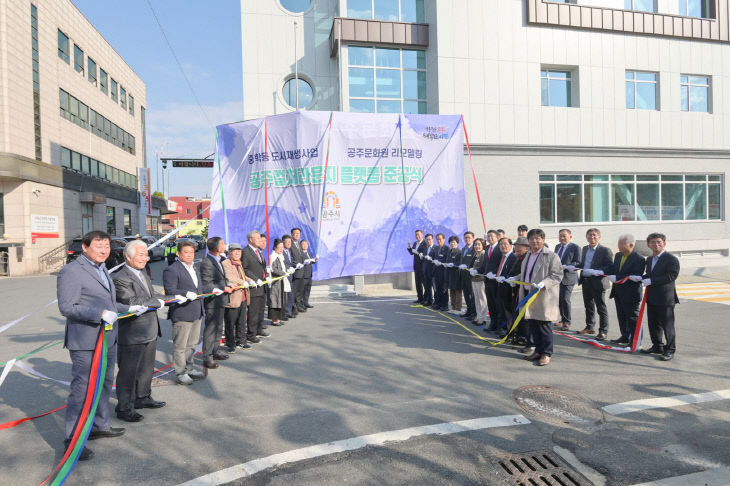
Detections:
[518, 247, 563, 322]
[222, 258, 249, 308]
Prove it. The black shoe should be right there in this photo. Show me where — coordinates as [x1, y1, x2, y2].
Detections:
[237, 342, 251, 349]
[76, 446, 94, 461]
[660, 353, 674, 361]
[248, 336, 261, 343]
[285, 314, 294, 319]
[596, 333, 607, 341]
[640, 346, 665, 354]
[282, 316, 289, 321]
[485, 324, 499, 332]
[213, 352, 229, 360]
[305, 304, 313, 308]
[225, 345, 237, 353]
[116, 411, 144, 422]
[135, 398, 166, 409]
[297, 307, 307, 313]
[88, 427, 125, 440]
[258, 331, 271, 337]
[412, 299, 422, 304]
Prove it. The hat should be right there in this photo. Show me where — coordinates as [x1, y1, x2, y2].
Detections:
[228, 243, 242, 251]
[514, 237, 529, 247]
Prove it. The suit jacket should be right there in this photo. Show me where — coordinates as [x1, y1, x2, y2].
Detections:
[518, 249, 564, 322]
[446, 248, 462, 290]
[643, 252, 680, 306]
[423, 245, 437, 279]
[608, 251, 645, 300]
[200, 254, 230, 308]
[485, 244, 502, 273]
[470, 251, 487, 282]
[57, 256, 127, 350]
[554, 242, 581, 286]
[579, 244, 614, 290]
[112, 265, 162, 345]
[434, 244, 449, 280]
[242, 245, 267, 297]
[495, 252, 517, 279]
[291, 240, 305, 278]
[459, 244, 476, 285]
[301, 249, 314, 278]
[163, 259, 204, 323]
[410, 239, 427, 272]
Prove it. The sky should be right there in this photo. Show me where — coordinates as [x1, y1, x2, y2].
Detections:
[72, 0, 243, 199]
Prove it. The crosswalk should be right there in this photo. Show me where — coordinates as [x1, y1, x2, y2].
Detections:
[676, 281, 730, 305]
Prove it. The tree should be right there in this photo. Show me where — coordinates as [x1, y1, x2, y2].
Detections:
[152, 191, 165, 199]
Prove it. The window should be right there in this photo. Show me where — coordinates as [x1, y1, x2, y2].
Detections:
[186, 209, 191, 215]
[624, 0, 655, 11]
[106, 206, 116, 235]
[348, 46, 427, 113]
[100, 68, 108, 94]
[128, 94, 134, 116]
[539, 173, 723, 223]
[31, 5, 41, 161]
[74, 44, 84, 75]
[679, 0, 712, 18]
[110, 78, 118, 102]
[87, 57, 97, 85]
[541, 69, 573, 107]
[120, 86, 127, 110]
[283, 78, 314, 109]
[680, 75, 710, 113]
[0, 192, 4, 236]
[626, 71, 657, 110]
[58, 30, 70, 63]
[280, 0, 311, 13]
[61, 147, 71, 168]
[71, 151, 80, 171]
[123, 209, 132, 236]
[347, 0, 425, 23]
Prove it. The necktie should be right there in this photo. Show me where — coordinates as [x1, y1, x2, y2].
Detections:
[488, 246, 493, 258]
[138, 272, 151, 297]
[255, 249, 262, 263]
[497, 255, 506, 276]
[558, 246, 565, 258]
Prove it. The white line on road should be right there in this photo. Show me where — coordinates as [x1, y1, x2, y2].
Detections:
[312, 297, 414, 304]
[177, 414, 531, 486]
[628, 466, 730, 486]
[602, 389, 730, 415]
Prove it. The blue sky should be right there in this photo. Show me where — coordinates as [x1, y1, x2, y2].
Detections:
[73, 0, 243, 198]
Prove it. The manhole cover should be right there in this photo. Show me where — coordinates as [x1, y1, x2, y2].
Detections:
[513, 386, 603, 425]
[487, 450, 592, 486]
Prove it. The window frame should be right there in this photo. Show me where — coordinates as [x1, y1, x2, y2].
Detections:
[58, 29, 70, 63]
[87, 57, 98, 86]
[540, 68, 575, 107]
[74, 44, 84, 75]
[625, 70, 658, 110]
[680, 74, 711, 113]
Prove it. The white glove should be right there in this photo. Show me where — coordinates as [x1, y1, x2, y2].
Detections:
[434, 260, 441, 266]
[287, 267, 296, 275]
[606, 275, 617, 283]
[582, 268, 596, 276]
[565, 265, 577, 272]
[486, 272, 496, 279]
[629, 275, 643, 282]
[101, 310, 118, 325]
[496, 276, 506, 283]
[129, 305, 147, 316]
[425, 255, 433, 261]
[157, 299, 166, 308]
[242, 281, 250, 288]
[212, 288, 224, 296]
[446, 263, 454, 267]
[407, 242, 412, 249]
[174, 295, 188, 304]
[296, 263, 304, 270]
[458, 264, 467, 270]
[642, 278, 652, 286]
[506, 277, 517, 288]
[266, 266, 272, 274]
[469, 268, 477, 276]
[185, 291, 198, 300]
[256, 279, 263, 286]
[535, 281, 545, 289]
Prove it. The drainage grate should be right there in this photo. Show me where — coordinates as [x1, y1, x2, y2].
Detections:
[487, 450, 593, 486]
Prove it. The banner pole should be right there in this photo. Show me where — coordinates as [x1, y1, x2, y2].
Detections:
[215, 129, 230, 244]
[461, 115, 486, 234]
[316, 112, 334, 258]
[264, 118, 271, 258]
[397, 114, 411, 241]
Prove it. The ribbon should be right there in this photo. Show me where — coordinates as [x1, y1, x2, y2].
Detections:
[316, 112, 334, 259]
[397, 115, 412, 243]
[264, 118, 270, 257]
[0, 299, 58, 334]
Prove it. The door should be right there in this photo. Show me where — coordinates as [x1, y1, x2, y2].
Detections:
[81, 202, 93, 235]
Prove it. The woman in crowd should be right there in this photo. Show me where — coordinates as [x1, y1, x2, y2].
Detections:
[469, 238, 489, 325]
[446, 235, 462, 314]
[222, 243, 251, 352]
[267, 239, 290, 326]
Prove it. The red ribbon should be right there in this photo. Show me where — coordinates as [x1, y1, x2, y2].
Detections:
[461, 115, 486, 234]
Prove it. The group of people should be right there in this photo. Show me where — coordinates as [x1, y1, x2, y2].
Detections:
[409, 226, 680, 366]
[56, 228, 316, 461]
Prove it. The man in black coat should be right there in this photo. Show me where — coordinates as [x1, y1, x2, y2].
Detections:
[432, 233, 450, 311]
[242, 230, 269, 342]
[290, 227, 307, 312]
[640, 232, 680, 361]
[493, 237, 517, 335]
[113, 240, 166, 422]
[200, 236, 232, 368]
[554, 229, 582, 331]
[459, 231, 476, 319]
[577, 228, 614, 340]
[408, 229, 427, 304]
[300, 240, 315, 307]
[282, 235, 297, 319]
[483, 230, 502, 331]
[421, 234, 436, 306]
[606, 234, 646, 346]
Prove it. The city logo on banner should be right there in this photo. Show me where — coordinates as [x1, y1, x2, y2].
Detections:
[321, 190, 341, 222]
[421, 125, 448, 140]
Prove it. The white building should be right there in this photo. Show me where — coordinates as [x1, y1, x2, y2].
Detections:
[242, 0, 730, 275]
[0, 0, 147, 276]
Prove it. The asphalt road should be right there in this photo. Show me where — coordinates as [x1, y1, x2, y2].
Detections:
[0, 256, 729, 486]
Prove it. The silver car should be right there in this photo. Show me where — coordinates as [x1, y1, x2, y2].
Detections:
[124, 235, 165, 260]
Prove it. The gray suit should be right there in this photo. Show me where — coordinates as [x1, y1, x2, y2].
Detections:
[57, 255, 128, 442]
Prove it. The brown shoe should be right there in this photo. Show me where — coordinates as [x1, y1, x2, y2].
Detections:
[577, 328, 596, 335]
[537, 355, 552, 366]
[203, 359, 219, 369]
[553, 322, 563, 328]
[523, 352, 540, 361]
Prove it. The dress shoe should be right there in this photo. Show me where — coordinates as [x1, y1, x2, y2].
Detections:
[248, 336, 261, 343]
[225, 345, 237, 353]
[439, 307, 449, 311]
[188, 369, 205, 379]
[537, 355, 552, 366]
[213, 352, 229, 360]
[640, 346, 664, 354]
[412, 299, 422, 304]
[610, 338, 629, 345]
[177, 373, 194, 385]
[485, 323, 499, 332]
[75, 446, 94, 461]
[523, 352, 540, 361]
[305, 304, 313, 308]
[595, 333, 607, 341]
[258, 331, 270, 337]
[203, 359, 219, 369]
[297, 307, 307, 313]
[282, 316, 289, 321]
[88, 427, 125, 440]
[660, 353, 674, 361]
[135, 398, 166, 409]
[518, 346, 535, 354]
[236, 342, 251, 349]
[577, 328, 596, 335]
[431, 304, 440, 309]
[116, 411, 144, 422]
[559, 325, 570, 331]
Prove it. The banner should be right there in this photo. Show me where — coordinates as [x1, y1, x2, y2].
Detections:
[210, 111, 467, 280]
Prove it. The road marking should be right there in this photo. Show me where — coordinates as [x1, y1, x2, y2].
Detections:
[676, 282, 730, 306]
[628, 466, 730, 486]
[602, 389, 730, 415]
[312, 297, 414, 304]
[177, 414, 531, 486]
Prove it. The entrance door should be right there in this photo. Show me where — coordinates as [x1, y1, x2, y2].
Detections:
[81, 202, 93, 235]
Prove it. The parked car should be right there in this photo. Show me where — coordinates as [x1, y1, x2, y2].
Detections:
[123, 235, 165, 261]
[66, 237, 126, 268]
[187, 234, 206, 250]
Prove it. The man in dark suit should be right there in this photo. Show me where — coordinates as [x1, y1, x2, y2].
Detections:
[553, 229, 582, 331]
[408, 230, 427, 304]
[459, 231, 476, 319]
[577, 228, 614, 340]
[291, 227, 308, 312]
[483, 230, 502, 331]
[493, 237, 517, 335]
[640, 232, 680, 361]
[432, 233, 450, 311]
[282, 235, 297, 319]
[162, 239, 205, 385]
[421, 234, 436, 306]
[200, 236, 232, 369]
[57, 231, 141, 461]
[300, 240, 315, 307]
[243, 230, 268, 342]
[113, 240, 166, 422]
[605, 234, 646, 346]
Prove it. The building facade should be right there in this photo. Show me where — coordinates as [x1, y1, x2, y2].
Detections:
[242, 0, 730, 275]
[167, 196, 210, 236]
[0, 0, 146, 275]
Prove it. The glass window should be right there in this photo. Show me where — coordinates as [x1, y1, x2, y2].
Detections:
[59, 89, 69, 112]
[349, 67, 375, 97]
[350, 99, 375, 112]
[403, 100, 427, 114]
[403, 70, 427, 99]
[280, 0, 311, 13]
[626, 71, 657, 110]
[90, 159, 99, 178]
[87, 58, 97, 85]
[612, 183, 635, 221]
[679, 0, 712, 18]
[584, 174, 609, 181]
[282, 78, 314, 109]
[685, 183, 707, 219]
[98, 162, 106, 180]
[347, 0, 424, 22]
[100, 68, 108, 94]
[376, 69, 401, 98]
[708, 183, 721, 219]
[58, 30, 70, 63]
[123, 209, 132, 236]
[61, 147, 71, 168]
[680, 75, 710, 112]
[71, 151, 81, 171]
[129, 94, 135, 116]
[377, 100, 401, 113]
[584, 184, 610, 222]
[69, 96, 78, 116]
[347, 0, 372, 18]
[540, 184, 555, 223]
[401, 0, 425, 22]
[556, 184, 582, 222]
[376, 48, 400, 68]
[402, 50, 426, 69]
[624, 0, 655, 11]
[106, 206, 116, 235]
[556, 174, 581, 181]
[373, 0, 399, 20]
[120, 86, 127, 110]
[637, 183, 660, 220]
[541, 69, 572, 107]
[661, 183, 683, 220]
[110, 78, 118, 102]
[349, 46, 373, 66]
[74, 45, 84, 74]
